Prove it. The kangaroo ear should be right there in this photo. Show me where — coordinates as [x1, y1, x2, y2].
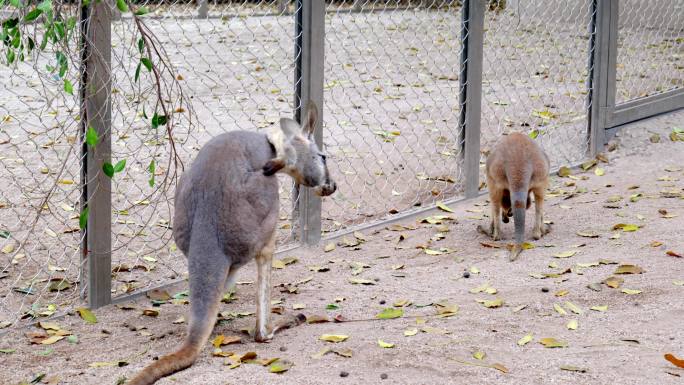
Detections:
[279, 118, 301, 139]
[263, 159, 285, 176]
[303, 101, 318, 138]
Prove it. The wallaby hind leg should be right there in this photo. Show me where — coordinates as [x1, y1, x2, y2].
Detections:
[478, 187, 503, 241]
[532, 187, 551, 240]
[254, 232, 276, 342]
[224, 265, 240, 294]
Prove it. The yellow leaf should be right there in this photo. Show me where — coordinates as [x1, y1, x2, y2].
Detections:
[436, 201, 453, 213]
[292, 303, 306, 310]
[349, 278, 375, 285]
[40, 335, 65, 345]
[604, 275, 624, 288]
[555, 290, 569, 297]
[614, 264, 644, 274]
[492, 363, 509, 373]
[469, 266, 480, 274]
[1, 243, 14, 254]
[320, 334, 349, 343]
[377, 339, 395, 348]
[212, 335, 225, 348]
[424, 248, 444, 255]
[567, 319, 578, 330]
[272, 259, 286, 269]
[590, 305, 608, 312]
[517, 334, 533, 346]
[478, 298, 503, 308]
[553, 250, 577, 258]
[473, 351, 486, 360]
[564, 301, 583, 315]
[404, 328, 418, 336]
[539, 337, 568, 348]
[621, 288, 642, 295]
[557, 166, 571, 177]
[324, 243, 335, 252]
[594, 167, 605, 176]
[77, 307, 97, 324]
[673, 280, 684, 286]
[553, 303, 567, 315]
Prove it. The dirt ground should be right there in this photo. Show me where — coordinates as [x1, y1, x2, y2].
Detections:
[2, 108, 683, 384]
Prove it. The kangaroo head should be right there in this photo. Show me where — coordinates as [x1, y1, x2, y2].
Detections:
[263, 102, 337, 197]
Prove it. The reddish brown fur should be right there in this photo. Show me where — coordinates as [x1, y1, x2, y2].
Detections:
[478, 132, 550, 260]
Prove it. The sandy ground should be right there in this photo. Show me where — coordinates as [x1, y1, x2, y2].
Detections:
[1, 108, 683, 384]
[1, 1, 683, 350]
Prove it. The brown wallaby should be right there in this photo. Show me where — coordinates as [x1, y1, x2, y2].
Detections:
[128, 102, 336, 385]
[477, 132, 550, 261]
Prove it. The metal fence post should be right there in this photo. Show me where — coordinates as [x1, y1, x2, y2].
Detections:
[80, 0, 112, 309]
[588, 0, 618, 155]
[459, 0, 485, 199]
[294, 0, 325, 245]
[198, 0, 208, 18]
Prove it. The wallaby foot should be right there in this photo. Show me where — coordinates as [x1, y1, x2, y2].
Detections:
[509, 244, 523, 261]
[477, 223, 500, 241]
[532, 223, 551, 240]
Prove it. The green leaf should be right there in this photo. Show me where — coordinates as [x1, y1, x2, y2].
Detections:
[528, 129, 539, 139]
[79, 206, 89, 230]
[0, 348, 16, 354]
[134, 5, 149, 15]
[63, 79, 73, 95]
[151, 113, 167, 129]
[147, 160, 155, 187]
[376, 307, 403, 319]
[268, 359, 293, 373]
[85, 126, 98, 147]
[55, 51, 67, 78]
[6, 49, 15, 64]
[37, 0, 51, 13]
[77, 307, 97, 324]
[8, 0, 21, 8]
[2, 17, 19, 28]
[140, 57, 152, 72]
[113, 159, 126, 173]
[134, 62, 141, 82]
[137, 38, 144, 54]
[102, 162, 115, 178]
[24, 8, 43, 22]
[116, 0, 128, 13]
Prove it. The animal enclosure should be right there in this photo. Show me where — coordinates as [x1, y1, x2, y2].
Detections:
[0, 0, 683, 330]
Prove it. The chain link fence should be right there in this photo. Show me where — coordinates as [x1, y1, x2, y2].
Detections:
[615, 0, 684, 104]
[1, 0, 683, 330]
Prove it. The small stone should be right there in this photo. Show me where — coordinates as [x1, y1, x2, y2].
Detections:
[541, 287, 549, 293]
[279, 346, 287, 352]
[380, 373, 388, 380]
[340, 371, 349, 378]
[462, 271, 470, 278]
[379, 300, 386, 305]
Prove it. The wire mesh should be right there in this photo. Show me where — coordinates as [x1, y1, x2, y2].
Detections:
[0, 3, 84, 328]
[480, 0, 594, 169]
[615, 0, 684, 104]
[322, 1, 467, 235]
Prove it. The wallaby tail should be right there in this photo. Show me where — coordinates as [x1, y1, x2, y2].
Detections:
[127, 343, 201, 385]
[129, 219, 231, 385]
[509, 190, 527, 261]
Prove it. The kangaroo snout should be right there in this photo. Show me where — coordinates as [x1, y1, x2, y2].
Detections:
[314, 180, 337, 196]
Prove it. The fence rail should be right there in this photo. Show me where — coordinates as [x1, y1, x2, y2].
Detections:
[0, 0, 682, 330]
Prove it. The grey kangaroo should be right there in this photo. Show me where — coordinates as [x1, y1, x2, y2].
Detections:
[128, 102, 336, 385]
[477, 132, 550, 261]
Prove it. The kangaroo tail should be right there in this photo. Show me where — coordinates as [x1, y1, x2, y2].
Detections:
[509, 190, 528, 261]
[129, 221, 231, 385]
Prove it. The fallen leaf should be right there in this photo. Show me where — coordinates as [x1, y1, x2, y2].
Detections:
[146, 289, 171, 302]
[40, 335, 65, 345]
[269, 359, 293, 373]
[621, 288, 642, 295]
[376, 308, 403, 319]
[567, 319, 578, 330]
[539, 338, 568, 348]
[576, 231, 599, 238]
[349, 278, 375, 285]
[666, 251, 682, 258]
[473, 351, 486, 360]
[557, 166, 571, 177]
[77, 308, 97, 324]
[612, 223, 639, 232]
[553, 251, 577, 259]
[590, 305, 608, 312]
[377, 339, 395, 348]
[614, 264, 644, 274]
[564, 302, 583, 315]
[323, 243, 335, 252]
[477, 298, 503, 308]
[604, 276, 624, 288]
[554, 303, 567, 315]
[518, 334, 533, 346]
[320, 334, 349, 343]
[436, 201, 454, 213]
[142, 309, 159, 317]
[560, 365, 588, 373]
[492, 363, 509, 373]
[404, 328, 418, 336]
[594, 168, 605, 176]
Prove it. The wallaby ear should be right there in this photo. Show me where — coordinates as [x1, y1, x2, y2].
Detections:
[303, 101, 318, 137]
[262, 158, 285, 176]
[279, 118, 301, 139]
